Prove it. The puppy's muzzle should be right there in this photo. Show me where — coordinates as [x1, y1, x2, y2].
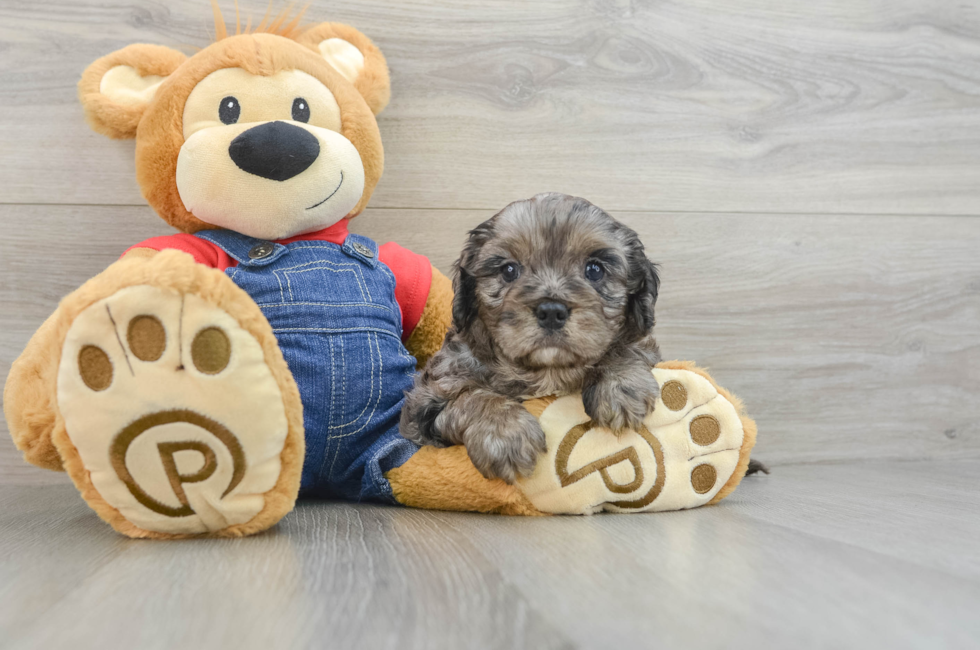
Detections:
[536, 301, 569, 331]
[229, 121, 320, 182]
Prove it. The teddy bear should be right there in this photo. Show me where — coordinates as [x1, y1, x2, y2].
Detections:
[2, 13, 757, 539]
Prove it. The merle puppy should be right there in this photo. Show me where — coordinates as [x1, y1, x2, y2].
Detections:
[400, 193, 662, 483]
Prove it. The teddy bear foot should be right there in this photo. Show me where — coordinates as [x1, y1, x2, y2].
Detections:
[55, 282, 301, 537]
[1, 251, 306, 538]
[518, 362, 757, 515]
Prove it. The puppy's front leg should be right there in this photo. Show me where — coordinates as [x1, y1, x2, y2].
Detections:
[583, 342, 661, 433]
[440, 389, 546, 483]
[401, 380, 545, 483]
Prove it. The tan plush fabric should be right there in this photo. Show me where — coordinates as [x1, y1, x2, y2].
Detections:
[518, 364, 754, 514]
[656, 360, 758, 505]
[404, 266, 454, 369]
[5, 251, 305, 538]
[58, 285, 292, 535]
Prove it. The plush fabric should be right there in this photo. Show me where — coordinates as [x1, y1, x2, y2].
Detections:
[404, 266, 453, 369]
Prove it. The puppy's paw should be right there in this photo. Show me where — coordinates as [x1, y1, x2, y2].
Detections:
[463, 405, 547, 483]
[583, 368, 660, 433]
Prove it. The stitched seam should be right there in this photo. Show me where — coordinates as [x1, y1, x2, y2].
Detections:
[328, 335, 337, 428]
[278, 262, 371, 302]
[328, 333, 384, 444]
[258, 301, 391, 311]
[294, 267, 365, 302]
[328, 334, 375, 430]
[272, 326, 400, 338]
[324, 333, 382, 480]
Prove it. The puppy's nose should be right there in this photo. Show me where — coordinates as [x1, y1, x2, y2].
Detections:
[228, 121, 320, 181]
[536, 302, 569, 330]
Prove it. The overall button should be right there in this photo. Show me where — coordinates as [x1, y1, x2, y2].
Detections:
[352, 242, 374, 259]
[248, 243, 275, 259]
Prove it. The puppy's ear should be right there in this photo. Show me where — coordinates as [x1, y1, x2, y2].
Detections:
[623, 239, 660, 339]
[451, 264, 479, 333]
[451, 220, 495, 333]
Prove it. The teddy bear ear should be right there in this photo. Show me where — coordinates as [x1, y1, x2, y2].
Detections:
[295, 23, 391, 115]
[78, 44, 187, 140]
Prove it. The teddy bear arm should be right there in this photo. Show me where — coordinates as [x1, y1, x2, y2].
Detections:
[404, 265, 453, 369]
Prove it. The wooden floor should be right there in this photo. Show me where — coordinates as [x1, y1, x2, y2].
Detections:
[3, 461, 980, 650]
[1, 1, 980, 648]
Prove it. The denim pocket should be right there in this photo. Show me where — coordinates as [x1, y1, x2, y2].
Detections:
[325, 331, 384, 436]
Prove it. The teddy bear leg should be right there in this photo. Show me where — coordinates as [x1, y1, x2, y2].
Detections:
[386, 445, 544, 516]
[4, 309, 71, 472]
[517, 362, 757, 515]
[4, 250, 304, 538]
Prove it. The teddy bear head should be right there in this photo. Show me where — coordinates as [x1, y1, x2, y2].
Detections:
[79, 20, 390, 241]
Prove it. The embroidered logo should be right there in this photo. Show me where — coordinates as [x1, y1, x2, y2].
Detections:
[554, 421, 666, 509]
[109, 409, 246, 517]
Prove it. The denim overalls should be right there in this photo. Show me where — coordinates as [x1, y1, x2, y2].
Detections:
[195, 230, 421, 502]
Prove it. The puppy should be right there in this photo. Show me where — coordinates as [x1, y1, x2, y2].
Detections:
[400, 193, 662, 482]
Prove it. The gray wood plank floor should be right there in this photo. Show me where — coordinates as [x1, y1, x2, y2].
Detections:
[2, 461, 979, 650]
[1, 0, 979, 648]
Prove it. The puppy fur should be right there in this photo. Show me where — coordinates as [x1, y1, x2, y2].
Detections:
[400, 193, 662, 482]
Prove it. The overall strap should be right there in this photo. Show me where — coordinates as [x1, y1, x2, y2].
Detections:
[193, 229, 289, 267]
[340, 233, 379, 269]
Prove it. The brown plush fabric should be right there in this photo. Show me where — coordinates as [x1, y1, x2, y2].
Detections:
[387, 446, 544, 516]
[404, 266, 453, 369]
[295, 22, 391, 115]
[4, 310, 67, 471]
[4, 250, 306, 539]
[78, 44, 187, 140]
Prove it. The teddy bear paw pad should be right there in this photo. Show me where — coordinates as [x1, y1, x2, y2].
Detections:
[57, 285, 290, 535]
[520, 367, 746, 515]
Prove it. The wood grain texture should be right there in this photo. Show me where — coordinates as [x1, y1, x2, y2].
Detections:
[3, 204, 979, 484]
[2, 461, 979, 649]
[1, 0, 980, 213]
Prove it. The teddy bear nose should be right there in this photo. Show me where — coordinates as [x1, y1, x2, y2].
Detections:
[228, 121, 320, 182]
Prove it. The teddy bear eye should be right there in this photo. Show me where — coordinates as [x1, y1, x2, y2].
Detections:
[292, 98, 310, 123]
[219, 96, 240, 125]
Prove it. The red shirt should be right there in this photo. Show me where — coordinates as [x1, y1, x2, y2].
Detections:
[126, 221, 432, 341]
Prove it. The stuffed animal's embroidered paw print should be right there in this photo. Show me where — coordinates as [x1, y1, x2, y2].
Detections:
[519, 364, 754, 514]
[56, 284, 295, 536]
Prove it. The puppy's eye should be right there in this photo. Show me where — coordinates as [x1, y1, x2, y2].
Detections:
[219, 96, 240, 124]
[500, 263, 521, 283]
[292, 97, 310, 123]
[585, 261, 605, 282]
